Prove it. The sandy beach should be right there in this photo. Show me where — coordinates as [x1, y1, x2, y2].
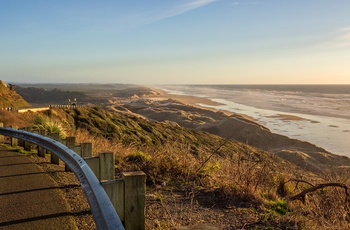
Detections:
[148, 88, 235, 116]
[148, 88, 322, 125]
[149, 88, 221, 106]
[267, 114, 319, 123]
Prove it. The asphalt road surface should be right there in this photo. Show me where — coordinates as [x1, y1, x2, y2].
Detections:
[0, 146, 77, 229]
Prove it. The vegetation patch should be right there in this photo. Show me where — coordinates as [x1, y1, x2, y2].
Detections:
[267, 199, 288, 215]
[32, 115, 67, 139]
[125, 150, 151, 163]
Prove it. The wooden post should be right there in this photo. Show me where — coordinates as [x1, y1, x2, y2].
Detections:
[37, 129, 47, 157]
[23, 127, 32, 151]
[59, 137, 66, 146]
[0, 123, 4, 143]
[71, 146, 82, 157]
[122, 171, 146, 230]
[10, 125, 18, 147]
[84, 157, 100, 179]
[81, 142, 93, 158]
[64, 145, 82, 171]
[65, 136, 76, 171]
[66, 136, 76, 147]
[99, 152, 115, 181]
[101, 179, 125, 222]
[49, 132, 60, 165]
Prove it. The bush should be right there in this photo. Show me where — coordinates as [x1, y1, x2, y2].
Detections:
[125, 151, 151, 163]
[268, 199, 288, 215]
[33, 115, 66, 139]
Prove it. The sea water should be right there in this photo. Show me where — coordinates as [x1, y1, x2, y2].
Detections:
[159, 85, 350, 157]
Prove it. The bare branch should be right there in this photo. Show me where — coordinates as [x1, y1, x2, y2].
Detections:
[194, 140, 227, 175]
[290, 182, 349, 203]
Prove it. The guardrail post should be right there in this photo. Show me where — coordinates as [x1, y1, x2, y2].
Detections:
[71, 145, 82, 156]
[65, 136, 76, 171]
[49, 132, 60, 164]
[122, 171, 146, 230]
[99, 152, 115, 181]
[101, 179, 125, 222]
[66, 136, 76, 147]
[85, 157, 100, 179]
[0, 123, 4, 143]
[10, 125, 18, 147]
[23, 127, 32, 151]
[37, 129, 47, 157]
[81, 142, 93, 158]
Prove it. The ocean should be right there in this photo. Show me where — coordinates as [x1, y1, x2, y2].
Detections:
[159, 84, 350, 157]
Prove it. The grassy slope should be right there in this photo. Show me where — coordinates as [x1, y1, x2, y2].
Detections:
[0, 82, 30, 108]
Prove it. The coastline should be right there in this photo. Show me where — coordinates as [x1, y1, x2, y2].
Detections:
[154, 85, 350, 120]
[148, 87, 315, 123]
[149, 88, 235, 117]
[146, 86, 350, 157]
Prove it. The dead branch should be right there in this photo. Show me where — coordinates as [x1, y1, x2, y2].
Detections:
[290, 182, 349, 203]
[194, 140, 227, 175]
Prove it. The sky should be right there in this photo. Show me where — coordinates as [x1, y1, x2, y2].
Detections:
[1, 0, 350, 85]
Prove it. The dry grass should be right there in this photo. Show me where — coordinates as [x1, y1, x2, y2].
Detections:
[66, 128, 302, 228]
[0, 110, 34, 127]
[77, 130, 350, 229]
[53, 127, 350, 229]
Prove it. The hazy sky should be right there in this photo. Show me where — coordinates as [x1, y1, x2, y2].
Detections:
[1, 0, 350, 84]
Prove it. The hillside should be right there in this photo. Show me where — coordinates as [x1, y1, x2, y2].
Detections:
[2, 84, 350, 229]
[0, 80, 30, 108]
[15, 86, 104, 106]
[15, 82, 154, 101]
[14, 83, 158, 106]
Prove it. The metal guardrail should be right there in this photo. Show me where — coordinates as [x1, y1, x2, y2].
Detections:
[0, 104, 85, 112]
[0, 127, 124, 230]
[49, 104, 85, 108]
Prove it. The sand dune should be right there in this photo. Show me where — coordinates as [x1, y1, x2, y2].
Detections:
[119, 89, 350, 172]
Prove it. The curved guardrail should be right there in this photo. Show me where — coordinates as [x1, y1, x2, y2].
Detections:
[0, 127, 124, 230]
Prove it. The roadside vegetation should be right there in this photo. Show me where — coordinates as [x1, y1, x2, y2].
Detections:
[1, 106, 350, 229]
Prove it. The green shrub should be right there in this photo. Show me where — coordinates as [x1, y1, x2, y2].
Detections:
[125, 151, 151, 163]
[268, 199, 288, 215]
[33, 115, 66, 139]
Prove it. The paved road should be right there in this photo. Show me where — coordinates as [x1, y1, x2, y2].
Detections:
[0, 146, 77, 230]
